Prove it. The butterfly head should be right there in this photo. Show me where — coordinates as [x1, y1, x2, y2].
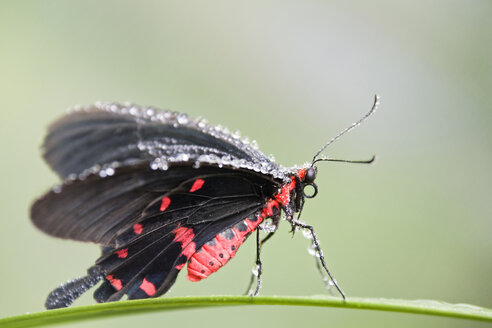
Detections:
[288, 166, 319, 216]
[299, 166, 318, 199]
[303, 166, 317, 184]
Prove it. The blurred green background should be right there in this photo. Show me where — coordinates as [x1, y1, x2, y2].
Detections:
[0, 1, 491, 327]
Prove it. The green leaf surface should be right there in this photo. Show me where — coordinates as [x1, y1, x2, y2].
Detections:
[1, 296, 491, 328]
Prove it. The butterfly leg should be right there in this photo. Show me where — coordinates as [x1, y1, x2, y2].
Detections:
[251, 229, 263, 296]
[314, 253, 337, 294]
[291, 220, 346, 300]
[244, 229, 275, 296]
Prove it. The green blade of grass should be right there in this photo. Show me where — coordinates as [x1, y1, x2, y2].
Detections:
[1, 295, 491, 328]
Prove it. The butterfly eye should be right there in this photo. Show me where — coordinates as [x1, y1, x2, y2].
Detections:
[304, 167, 316, 184]
[303, 182, 318, 199]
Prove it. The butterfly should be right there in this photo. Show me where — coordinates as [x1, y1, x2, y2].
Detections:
[31, 96, 378, 309]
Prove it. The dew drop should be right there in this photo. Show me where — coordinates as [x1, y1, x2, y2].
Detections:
[232, 130, 241, 139]
[259, 221, 277, 233]
[251, 264, 260, 276]
[307, 247, 317, 256]
[177, 113, 189, 125]
[129, 106, 138, 115]
[302, 229, 313, 240]
[198, 118, 208, 128]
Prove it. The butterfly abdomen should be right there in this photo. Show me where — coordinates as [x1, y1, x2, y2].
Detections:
[186, 216, 263, 281]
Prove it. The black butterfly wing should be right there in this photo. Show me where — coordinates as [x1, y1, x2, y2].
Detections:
[34, 103, 290, 308]
[43, 103, 277, 180]
[93, 210, 259, 302]
[33, 163, 281, 306]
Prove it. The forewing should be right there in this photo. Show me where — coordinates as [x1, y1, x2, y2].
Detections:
[43, 104, 275, 179]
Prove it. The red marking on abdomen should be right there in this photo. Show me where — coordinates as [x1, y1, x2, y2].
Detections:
[115, 248, 128, 258]
[133, 223, 143, 234]
[189, 179, 205, 192]
[160, 196, 171, 211]
[186, 215, 264, 282]
[106, 275, 122, 291]
[140, 278, 156, 296]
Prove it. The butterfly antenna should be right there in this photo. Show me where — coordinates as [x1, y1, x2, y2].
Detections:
[312, 95, 379, 163]
[312, 155, 376, 165]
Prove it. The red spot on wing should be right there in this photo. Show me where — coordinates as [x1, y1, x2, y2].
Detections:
[115, 248, 128, 258]
[140, 278, 156, 296]
[173, 226, 195, 245]
[182, 243, 196, 258]
[160, 196, 171, 211]
[133, 223, 143, 234]
[173, 226, 197, 259]
[106, 275, 122, 291]
[189, 179, 205, 192]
